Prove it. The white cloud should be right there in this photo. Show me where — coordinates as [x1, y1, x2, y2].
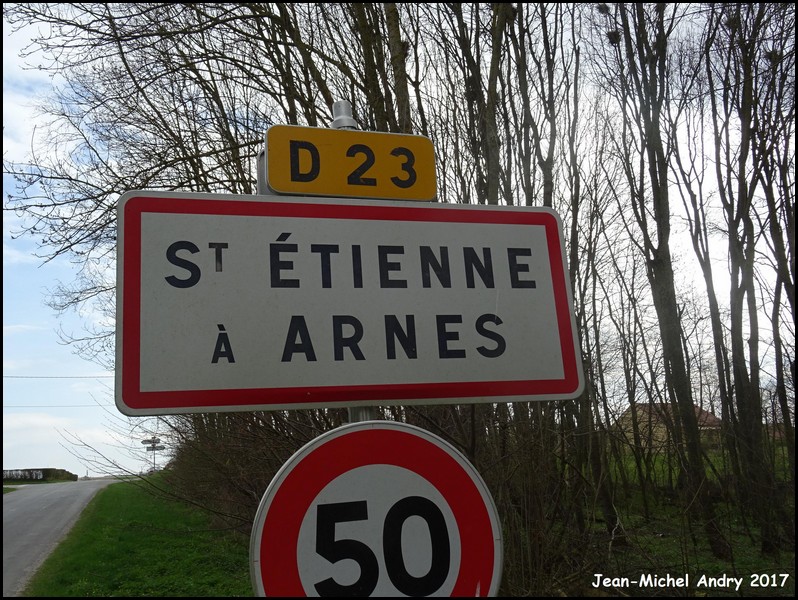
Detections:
[2, 357, 37, 372]
[3, 20, 57, 165]
[66, 378, 114, 396]
[2, 242, 40, 265]
[3, 411, 71, 433]
[3, 323, 47, 336]
[2, 411, 141, 476]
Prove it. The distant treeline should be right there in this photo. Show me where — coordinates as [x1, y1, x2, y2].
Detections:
[3, 468, 78, 482]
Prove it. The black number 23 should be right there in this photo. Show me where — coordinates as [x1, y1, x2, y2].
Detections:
[346, 145, 417, 189]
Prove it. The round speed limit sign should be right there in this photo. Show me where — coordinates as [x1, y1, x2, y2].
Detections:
[250, 421, 502, 596]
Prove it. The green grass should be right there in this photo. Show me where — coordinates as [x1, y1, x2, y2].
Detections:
[595, 514, 796, 597]
[22, 475, 253, 597]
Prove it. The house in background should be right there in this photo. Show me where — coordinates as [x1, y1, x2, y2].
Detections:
[615, 402, 723, 451]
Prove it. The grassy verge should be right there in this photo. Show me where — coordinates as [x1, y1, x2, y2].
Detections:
[22, 475, 253, 597]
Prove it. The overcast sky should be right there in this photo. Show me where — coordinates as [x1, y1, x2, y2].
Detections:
[3, 19, 154, 478]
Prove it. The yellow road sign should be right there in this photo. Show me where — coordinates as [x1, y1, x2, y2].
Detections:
[265, 125, 436, 201]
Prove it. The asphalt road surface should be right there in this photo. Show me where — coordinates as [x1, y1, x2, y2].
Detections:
[3, 478, 118, 597]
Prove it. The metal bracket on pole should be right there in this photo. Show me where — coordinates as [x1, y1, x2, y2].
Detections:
[331, 100, 359, 130]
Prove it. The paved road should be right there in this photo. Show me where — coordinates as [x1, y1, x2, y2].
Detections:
[3, 478, 118, 597]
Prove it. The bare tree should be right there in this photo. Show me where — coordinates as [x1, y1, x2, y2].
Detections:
[701, 2, 795, 552]
[589, 2, 731, 558]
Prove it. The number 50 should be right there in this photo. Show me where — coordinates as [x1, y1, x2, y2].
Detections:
[314, 498, 451, 597]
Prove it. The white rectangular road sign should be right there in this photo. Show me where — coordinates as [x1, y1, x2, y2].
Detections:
[116, 191, 583, 415]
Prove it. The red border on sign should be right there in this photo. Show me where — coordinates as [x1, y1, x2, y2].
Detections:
[253, 426, 500, 596]
[121, 195, 581, 412]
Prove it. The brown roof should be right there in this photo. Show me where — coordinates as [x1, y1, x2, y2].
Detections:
[621, 403, 722, 429]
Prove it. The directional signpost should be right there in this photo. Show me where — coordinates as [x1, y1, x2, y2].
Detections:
[115, 191, 583, 416]
[141, 438, 163, 470]
[249, 421, 502, 597]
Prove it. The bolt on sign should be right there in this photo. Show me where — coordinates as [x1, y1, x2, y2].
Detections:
[115, 191, 583, 416]
[261, 125, 437, 201]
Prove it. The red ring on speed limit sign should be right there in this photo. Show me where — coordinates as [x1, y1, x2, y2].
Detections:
[250, 421, 502, 596]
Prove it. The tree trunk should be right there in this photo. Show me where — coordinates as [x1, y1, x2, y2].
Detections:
[383, 3, 412, 134]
